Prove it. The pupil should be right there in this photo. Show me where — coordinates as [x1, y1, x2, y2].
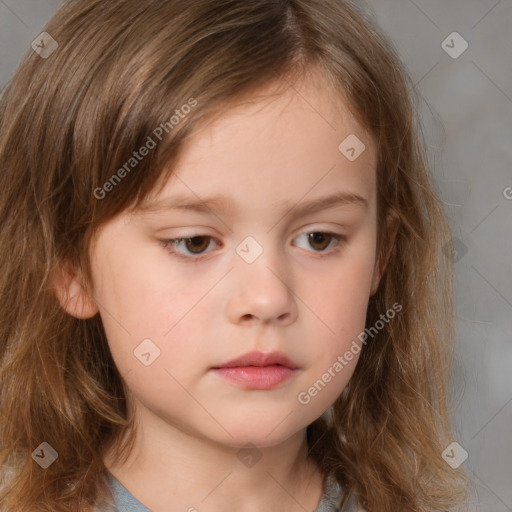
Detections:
[187, 236, 208, 253]
[310, 233, 329, 250]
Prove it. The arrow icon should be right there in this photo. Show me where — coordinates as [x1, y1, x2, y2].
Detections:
[441, 441, 468, 469]
[441, 32, 468, 59]
[338, 134, 365, 161]
[134, 339, 161, 366]
[32, 32, 59, 59]
[237, 443, 263, 467]
[236, 236, 263, 263]
[32, 442, 58, 468]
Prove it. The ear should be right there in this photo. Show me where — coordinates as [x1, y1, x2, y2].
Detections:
[370, 209, 400, 297]
[50, 263, 99, 319]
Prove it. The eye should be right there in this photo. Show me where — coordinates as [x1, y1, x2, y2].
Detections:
[160, 235, 220, 260]
[293, 231, 346, 255]
[159, 231, 346, 261]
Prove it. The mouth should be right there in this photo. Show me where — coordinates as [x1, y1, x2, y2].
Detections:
[210, 351, 299, 390]
[212, 350, 298, 370]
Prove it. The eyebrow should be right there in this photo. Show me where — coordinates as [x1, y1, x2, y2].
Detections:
[136, 191, 368, 218]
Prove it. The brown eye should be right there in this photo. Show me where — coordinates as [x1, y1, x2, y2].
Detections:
[160, 235, 219, 260]
[307, 232, 333, 251]
[161, 231, 345, 262]
[293, 231, 346, 256]
[184, 236, 211, 254]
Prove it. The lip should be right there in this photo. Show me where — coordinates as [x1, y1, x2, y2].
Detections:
[210, 351, 299, 390]
[213, 350, 299, 370]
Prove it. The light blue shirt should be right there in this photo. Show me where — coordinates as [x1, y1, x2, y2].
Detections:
[106, 471, 351, 511]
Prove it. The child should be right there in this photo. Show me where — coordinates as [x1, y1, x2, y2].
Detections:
[0, 0, 471, 510]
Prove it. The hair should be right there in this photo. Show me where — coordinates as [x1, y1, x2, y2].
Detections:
[0, 0, 471, 510]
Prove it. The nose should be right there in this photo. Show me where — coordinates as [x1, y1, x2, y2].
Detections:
[226, 249, 298, 326]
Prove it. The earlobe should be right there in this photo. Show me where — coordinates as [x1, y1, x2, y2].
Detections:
[370, 210, 400, 296]
[50, 264, 99, 319]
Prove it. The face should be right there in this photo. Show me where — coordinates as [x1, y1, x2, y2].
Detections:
[59, 72, 384, 449]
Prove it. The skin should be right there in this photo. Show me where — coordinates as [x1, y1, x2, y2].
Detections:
[53, 70, 398, 512]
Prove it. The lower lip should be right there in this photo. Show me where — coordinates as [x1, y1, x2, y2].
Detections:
[211, 365, 297, 389]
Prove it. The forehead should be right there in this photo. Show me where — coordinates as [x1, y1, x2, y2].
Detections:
[135, 71, 377, 218]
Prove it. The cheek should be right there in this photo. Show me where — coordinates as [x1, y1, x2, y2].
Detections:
[92, 240, 196, 333]
[294, 248, 374, 408]
[295, 279, 367, 416]
[307, 247, 375, 341]
[92, 254, 217, 392]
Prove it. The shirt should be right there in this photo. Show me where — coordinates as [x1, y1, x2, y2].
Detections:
[104, 471, 366, 512]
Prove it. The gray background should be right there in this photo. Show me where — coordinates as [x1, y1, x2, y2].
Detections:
[1, 1, 511, 510]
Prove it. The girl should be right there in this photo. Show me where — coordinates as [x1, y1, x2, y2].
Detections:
[0, 0, 471, 510]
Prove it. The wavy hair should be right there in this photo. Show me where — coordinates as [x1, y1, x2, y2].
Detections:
[0, 0, 470, 510]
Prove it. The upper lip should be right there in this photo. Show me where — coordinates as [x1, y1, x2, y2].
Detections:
[212, 350, 298, 369]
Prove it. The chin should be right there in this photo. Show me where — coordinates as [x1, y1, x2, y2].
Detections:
[211, 419, 308, 450]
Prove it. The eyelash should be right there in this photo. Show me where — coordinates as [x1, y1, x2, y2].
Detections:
[158, 231, 346, 262]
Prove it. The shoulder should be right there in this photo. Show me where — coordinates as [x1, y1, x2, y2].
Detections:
[321, 474, 369, 512]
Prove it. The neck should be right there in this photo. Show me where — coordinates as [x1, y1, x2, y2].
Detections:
[104, 406, 325, 512]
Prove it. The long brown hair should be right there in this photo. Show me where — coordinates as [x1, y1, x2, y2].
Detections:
[0, 0, 470, 510]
